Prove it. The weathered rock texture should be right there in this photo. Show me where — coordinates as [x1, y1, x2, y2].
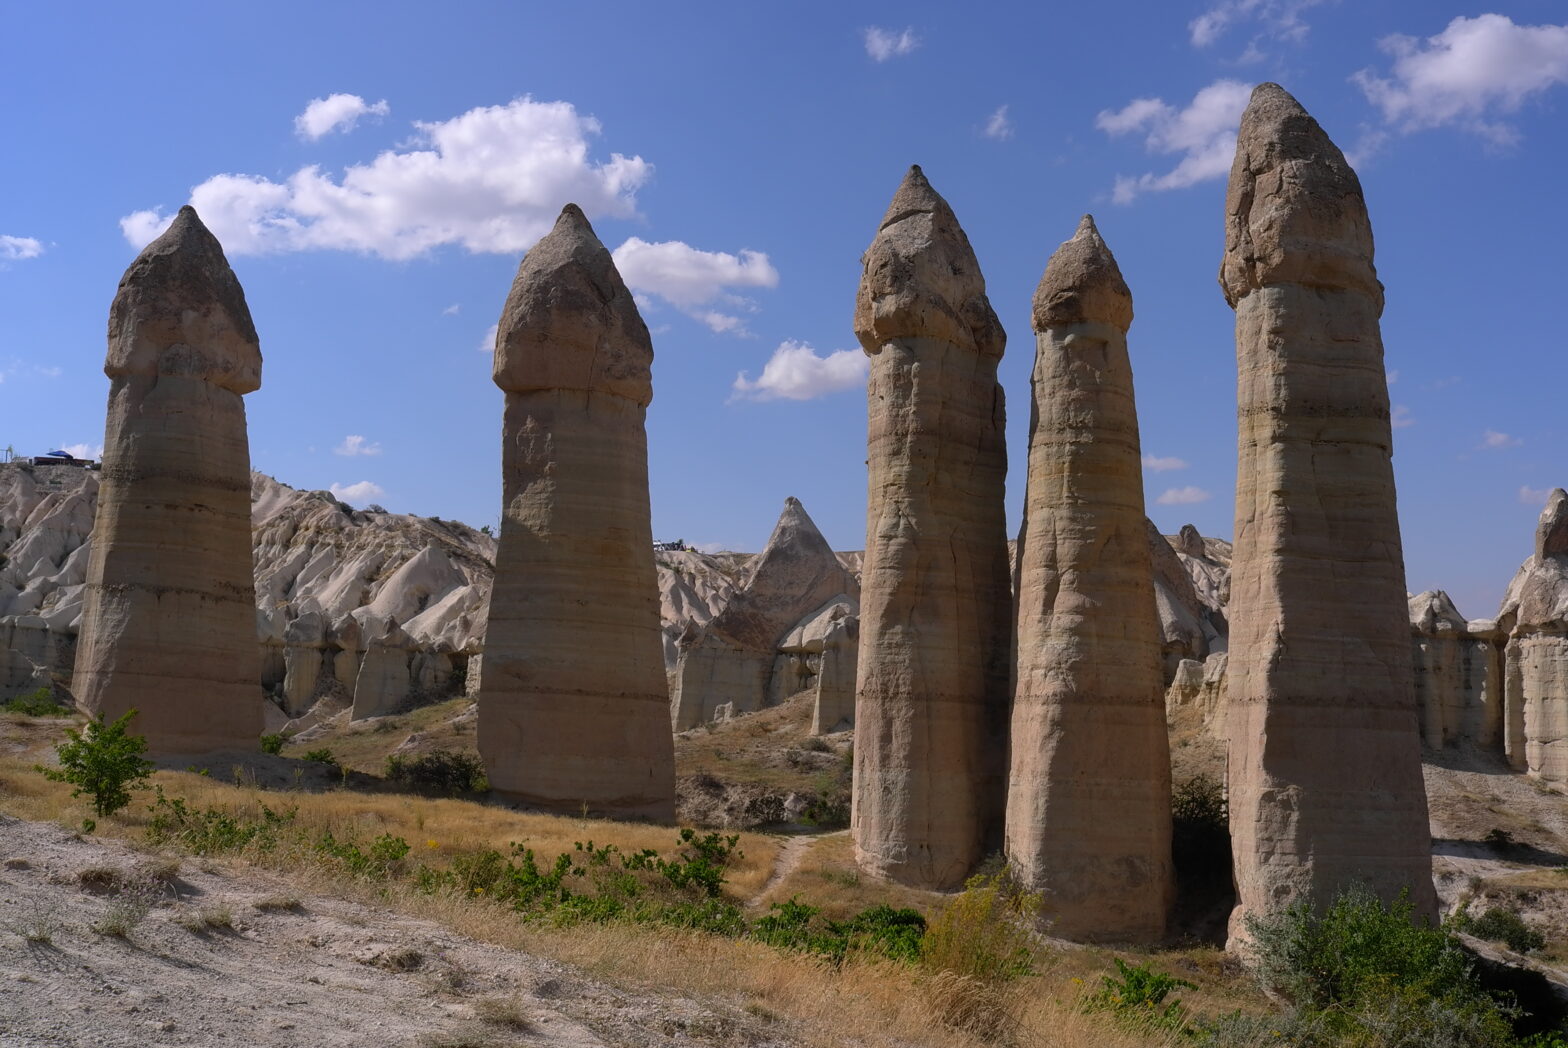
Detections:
[851, 166, 1012, 889]
[810, 608, 858, 735]
[670, 498, 857, 729]
[477, 204, 674, 820]
[1006, 216, 1172, 941]
[1221, 83, 1435, 942]
[1409, 591, 1504, 753]
[72, 208, 264, 753]
[1496, 490, 1568, 782]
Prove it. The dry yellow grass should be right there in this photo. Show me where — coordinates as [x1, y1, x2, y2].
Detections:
[759, 831, 948, 918]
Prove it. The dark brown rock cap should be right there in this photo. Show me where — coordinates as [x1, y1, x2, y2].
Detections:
[1032, 214, 1132, 333]
[107, 205, 262, 394]
[1219, 82, 1382, 309]
[493, 204, 653, 406]
[854, 165, 1005, 360]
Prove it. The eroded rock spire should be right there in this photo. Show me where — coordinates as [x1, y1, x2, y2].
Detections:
[851, 166, 1011, 889]
[1222, 83, 1435, 947]
[477, 203, 675, 819]
[73, 206, 264, 752]
[1006, 215, 1173, 941]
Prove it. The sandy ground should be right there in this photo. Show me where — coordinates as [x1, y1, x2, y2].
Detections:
[0, 816, 797, 1048]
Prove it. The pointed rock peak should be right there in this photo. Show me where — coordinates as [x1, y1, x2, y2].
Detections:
[108, 205, 260, 391]
[493, 202, 652, 401]
[1177, 524, 1206, 560]
[1033, 213, 1133, 332]
[1409, 589, 1467, 632]
[764, 496, 833, 555]
[1536, 488, 1568, 560]
[854, 166, 1005, 359]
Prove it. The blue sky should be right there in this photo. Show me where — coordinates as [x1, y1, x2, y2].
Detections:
[2, 2, 1564, 618]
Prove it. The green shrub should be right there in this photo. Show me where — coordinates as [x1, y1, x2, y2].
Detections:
[385, 750, 488, 794]
[1172, 774, 1230, 883]
[301, 748, 339, 768]
[145, 788, 296, 854]
[752, 897, 926, 964]
[4, 687, 71, 716]
[37, 710, 153, 817]
[259, 733, 285, 755]
[1459, 906, 1547, 954]
[920, 870, 1041, 983]
[316, 831, 411, 878]
[1084, 957, 1195, 1032]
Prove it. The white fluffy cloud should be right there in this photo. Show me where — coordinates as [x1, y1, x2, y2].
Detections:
[1189, 0, 1325, 49]
[1354, 15, 1568, 145]
[1156, 486, 1212, 506]
[732, 340, 868, 402]
[864, 26, 918, 62]
[1479, 429, 1523, 450]
[1142, 454, 1189, 472]
[120, 97, 650, 260]
[330, 480, 385, 504]
[0, 235, 43, 260]
[612, 238, 779, 334]
[1520, 485, 1555, 506]
[477, 323, 499, 354]
[294, 94, 390, 140]
[1096, 80, 1252, 203]
[983, 105, 1014, 141]
[57, 443, 102, 460]
[334, 434, 382, 457]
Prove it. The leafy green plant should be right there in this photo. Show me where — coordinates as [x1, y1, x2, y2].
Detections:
[259, 733, 285, 755]
[38, 710, 153, 817]
[921, 869, 1041, 983]
[4, 686, 71, 716]
[1458, 905, 1546, 954]
[145, 788, 296, 854]
[385, 750, 488, 794]
[1083, 957, 1195, 1032]
[316, 831, 411, 878]
[301, 748, 339, 768]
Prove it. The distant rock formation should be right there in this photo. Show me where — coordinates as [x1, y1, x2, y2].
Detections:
[1408, 591, 1503, 753]
[670, 497, 857, 730]
[851, 166, 1012, 889]
[72, 207, 264, 753]
[1220, 83, 1435, 944]
[1006, 215, 1172, 941]
[810, 608, 858, 735]
[478, 204, 675, 820]
[1497, 489, 1568, 782]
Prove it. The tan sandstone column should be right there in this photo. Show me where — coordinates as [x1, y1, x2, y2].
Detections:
[477, 204, 675, 821]
[1006, 216, 1173, 941]
[1222, 84, 1435, 946]
[73, 206, 263, 753]
[851, 166, 1011, 889]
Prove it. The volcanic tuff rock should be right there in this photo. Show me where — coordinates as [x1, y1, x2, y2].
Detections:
[1497, 489, 1568, 781]
[1006, 215, 1172, 941]
[1221, 83, 1435, 945]
[670, 497, 857, 730]
[851, 165, 1012, 889]
[72, 207, 264, 753]
[478, 204, 674, 820]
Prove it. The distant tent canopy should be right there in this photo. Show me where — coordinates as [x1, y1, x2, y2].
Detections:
[44, 450, 75, 460]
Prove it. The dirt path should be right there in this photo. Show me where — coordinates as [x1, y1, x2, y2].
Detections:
[747, 832, 844, 909]
[0, 816, 794, 1048]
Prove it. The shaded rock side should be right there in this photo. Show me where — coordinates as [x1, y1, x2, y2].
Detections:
[477, 204, 674, 820]
[851, 166, 1012, 889]
[1220, 83, 1435, 945]
[72, 207, 264, 753]
[670, 497, 857, 729]
[1006, 216, 1172, 941]
[1408, 591, 1504, 753]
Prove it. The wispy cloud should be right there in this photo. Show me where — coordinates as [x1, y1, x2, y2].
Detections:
[1156, 486, 1212, 506]
[612, 238, 778, 335]
[1353, 14, 1568, 146]
[294, 93, 389, 140]
[121, 97, 649, 260]
[1096, 80, 1252, 203]
[334, 434, 382, 457]
[1519, 486, 1557, 506]
[330, 480, 385, 505]
[1478, 429, 1522, 450]
[442, 303, 461, 316]
[57, 443, 102, 460]
[477, 323, 499, 354]
[1189, 0, 1327, 50]
[1142, 454, 1189, 472]
[864, 26, 919, 62]
[982, 105, 1014, 140]
[1391, 404, 1414, 429]
[0, 235, 44, 260]
[732, 340, 868, 402]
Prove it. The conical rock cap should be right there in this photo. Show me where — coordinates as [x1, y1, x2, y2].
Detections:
[1032, 215, 1132, 332]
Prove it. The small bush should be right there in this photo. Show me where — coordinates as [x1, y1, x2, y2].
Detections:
[921, 869, 1041, 983]
[385, 750, 488, 794]
[38, 710, 153, 817]
[1172, 774, 1231, 883]
[1459, 906, 1546, 954]
[1083, 957, 1195, 1032]
[301, 748, 339, 768]
[258, 733, 285, 755]
[145, 788, 296, 854]
[4, 687, 71, 716]
[316, 831, 411, 879]
[175, 904, 234, 932]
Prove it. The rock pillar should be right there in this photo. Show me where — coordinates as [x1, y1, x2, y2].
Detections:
[1006, 216, 1173, 941]
[73, 206, 263, 753]
[477, 204, 675, 820]
[1221, 83, 1435, 946]
[851, 166, 1011, 888]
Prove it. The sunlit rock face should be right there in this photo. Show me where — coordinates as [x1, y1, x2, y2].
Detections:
[1220, 84, 1435, 949]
